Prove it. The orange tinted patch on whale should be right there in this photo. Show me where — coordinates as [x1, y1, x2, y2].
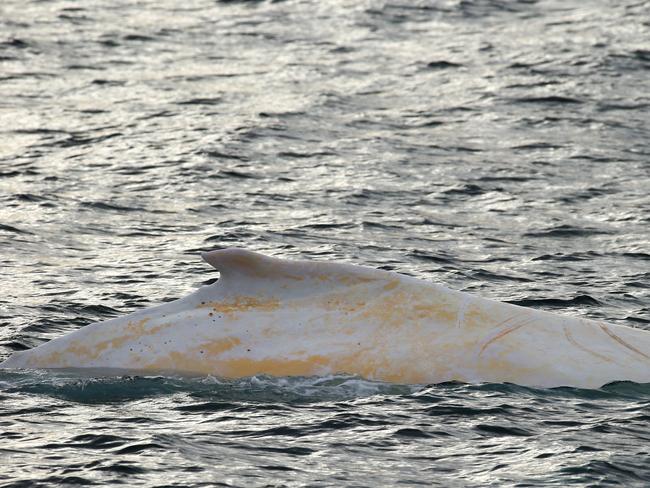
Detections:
[64, 340, 96, 359]
[331, 350, 438, 384]
[90, 319, 174, 357]
[32, 349, 67, 368]
[320, 293, 368, 314]
[358, 289, 455, 329]
[383, 280, 400, 291]
[139, 344, 444, 384]
[310, 272, 378, 287]
[357, 290, 407, 327]
[200, 296, 280, 316]
[142, 337, 242, 373]
[411, 302, 457, 324]
[212, 350, 439, 384]
[355, 285, 458, 329]
[34, 339, 97, 367]
[126, 318, 150, 333]
[261, 326, 278, 338]
[332, 351, 389, 380]
[196, 337, 241, 356]
[154, 351, 205, 374]
[337, 274, 378, 286]
[463, 303, 495, 330]
[219, 355, 331, 377]
[99, 318, 151, 351]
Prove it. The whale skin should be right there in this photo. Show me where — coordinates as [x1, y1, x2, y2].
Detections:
[1, 248, 649, 389]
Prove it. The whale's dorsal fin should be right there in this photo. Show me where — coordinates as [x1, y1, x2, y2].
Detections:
[202, 248, 287, 280]
[201, 248, 390, 294]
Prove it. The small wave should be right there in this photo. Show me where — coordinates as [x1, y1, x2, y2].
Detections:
[506, 295, 601, 308]
[0, 371, 415, 404]
[80, 201, 144, 212]
[513, 95, 583, 105]
[523, 225, 610, 238]
[424, 60, 463, 69]
[1, 38, 30, 49]
[0, 223, 32, 235]
[177, 97, 222, 106]
[417, 380, 650, 400]
[122, 34, 156, 42]
[4, 369, 650, 406]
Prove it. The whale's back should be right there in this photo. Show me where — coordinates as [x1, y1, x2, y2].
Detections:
[1, 249, 649, 389]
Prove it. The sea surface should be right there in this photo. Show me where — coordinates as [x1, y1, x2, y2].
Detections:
[1, 0, 649, 485]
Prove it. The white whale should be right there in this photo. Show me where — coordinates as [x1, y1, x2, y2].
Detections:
[1, 248, 649, 389]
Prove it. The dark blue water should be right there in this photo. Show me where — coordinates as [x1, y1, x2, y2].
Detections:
[1, 0, 649, 485]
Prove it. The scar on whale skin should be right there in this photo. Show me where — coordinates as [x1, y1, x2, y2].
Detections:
[600, 324, 650, 361]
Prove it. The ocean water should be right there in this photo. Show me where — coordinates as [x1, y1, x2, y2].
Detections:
[1, 0, 649, 485]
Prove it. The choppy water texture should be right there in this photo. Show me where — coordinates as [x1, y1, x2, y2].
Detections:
[1, 0, 649, 485]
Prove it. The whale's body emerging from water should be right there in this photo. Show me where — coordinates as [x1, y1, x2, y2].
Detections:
[1, 249, 649, 388]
